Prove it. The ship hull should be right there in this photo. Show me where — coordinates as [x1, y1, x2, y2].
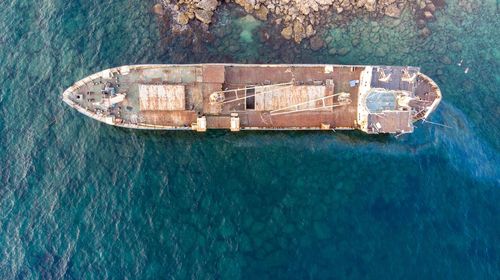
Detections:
[62, 64, 441, 134]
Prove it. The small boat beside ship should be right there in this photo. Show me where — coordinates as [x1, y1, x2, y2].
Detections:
[62, 64, 441, 134]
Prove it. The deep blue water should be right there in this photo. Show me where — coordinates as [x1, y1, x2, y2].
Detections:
[0, 0, 499, 279]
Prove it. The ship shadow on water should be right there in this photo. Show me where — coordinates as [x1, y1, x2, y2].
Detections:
[111, 126, 394, 143]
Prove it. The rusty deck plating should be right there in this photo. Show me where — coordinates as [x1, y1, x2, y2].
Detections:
[62, 64, 441, 134]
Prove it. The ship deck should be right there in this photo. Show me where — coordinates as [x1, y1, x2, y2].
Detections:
[210, 65, 361, 129]
[62, 64, 441, 134]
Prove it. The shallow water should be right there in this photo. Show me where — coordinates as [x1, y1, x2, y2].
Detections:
[0, 0, 499, 279]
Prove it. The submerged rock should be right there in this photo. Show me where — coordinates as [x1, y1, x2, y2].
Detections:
[310, 35, 325, 51]
[306, 25, 315, 37]
[153, 3, 165, 15]
[313, 221, 332, 240]
[292, 21, 306, 43]
[177, 13, 190, 25]
[449, 41, 463, 52]
[196, 0, 218, 11]
[237, 15, 261, 43]
[281, 26, 293, 40]
[374, 46, 387, 57]
[195, 9, 213, 24]
[384, 4, 402, 18]
[337, 47, 350, 56]
[351, 38, 361, 47]
[417, 19, 426, 29]
[219, 218, 235, 238]
[254, 6, 269, 21]
[419, 27, 432, 37]
[426, 3, 436, 12]
[440, 55, 452, 65]
[364, 0, 377, 12]
[424, 10, 434, 20]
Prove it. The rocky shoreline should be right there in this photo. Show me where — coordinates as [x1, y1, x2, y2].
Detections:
[154, 0, 445, 46]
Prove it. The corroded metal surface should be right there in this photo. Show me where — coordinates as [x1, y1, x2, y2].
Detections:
[62, 64, 441, 134]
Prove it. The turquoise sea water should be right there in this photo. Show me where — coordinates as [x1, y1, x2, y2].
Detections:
[1, 0, 499, 278]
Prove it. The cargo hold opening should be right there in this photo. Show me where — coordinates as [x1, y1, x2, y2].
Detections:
[245, 87, 255, 110]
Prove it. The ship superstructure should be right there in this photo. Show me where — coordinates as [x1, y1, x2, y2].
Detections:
[62, 64, 441, 134]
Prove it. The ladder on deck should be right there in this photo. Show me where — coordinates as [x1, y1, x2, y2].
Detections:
[209, 80, 351, 116]
[270, 92, 351, 116]
[209, 82, 294, 105]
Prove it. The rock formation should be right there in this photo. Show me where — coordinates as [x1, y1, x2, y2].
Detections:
[160, 0, 443, 44]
